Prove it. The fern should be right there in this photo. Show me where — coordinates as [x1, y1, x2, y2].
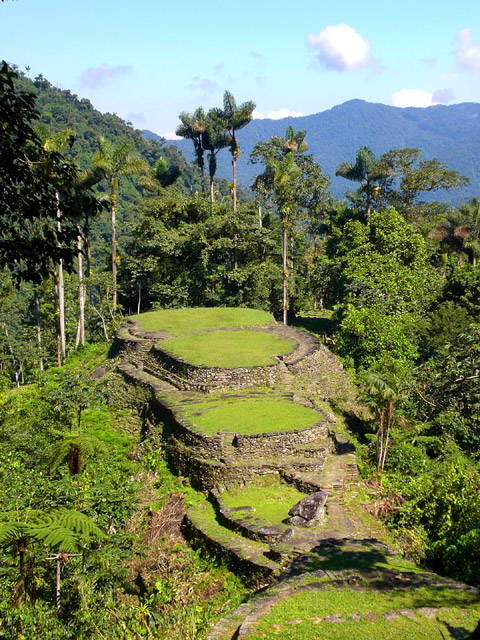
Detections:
[0, 509, 106, 553]
[30, 509, 106, 552]
[49, 433, 107, 475]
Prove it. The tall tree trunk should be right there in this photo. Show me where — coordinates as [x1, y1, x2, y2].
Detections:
[76, 234, 85, 348]
[137, 283, 141, 315]
[365, 181, 372, 226]
[3, 322, 21, 387]
[232, 146, 239, 268]
[209, 177, 214, 203]
[233, 231, 238, 269]
[282, 215, 288, 325]
[111, 197, 118, 313]
[56, 194, 66, 365]
[232, 152, 238, 212]
[34, 289, 44, 371]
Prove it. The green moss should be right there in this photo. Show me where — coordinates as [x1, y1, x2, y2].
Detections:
[178, 397, 321, 435]
[160, 330, 295, 368]
[130, 307, 275, 334]
[221, 476, 306, 524]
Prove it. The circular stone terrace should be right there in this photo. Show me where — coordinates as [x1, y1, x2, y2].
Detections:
[117, 307, 321, 392]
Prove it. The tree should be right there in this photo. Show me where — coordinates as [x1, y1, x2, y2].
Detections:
[216, 90, 256, 212]
[361, 360, 409, 472]
[335, 146, 393, 225]
[378, 148, 469, 220]
[0, 61, 102, 284]
[202, 111, 229, 202]
[39, 127, 76, 365]
[251, 128, 330, 323]
[0, 509, 105, 612]
[175, 108, 208, 191]
[92, 137, 148, 313]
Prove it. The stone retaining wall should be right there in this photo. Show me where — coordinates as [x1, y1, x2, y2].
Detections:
[233, 422, 330, 457]
[211, 489, 287, 544]
[182, 513, 278, 588]
[167, 439, 285, 491]
[148, 343, 283, 391]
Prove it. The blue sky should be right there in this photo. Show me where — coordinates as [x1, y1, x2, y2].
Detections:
[2, 0, 480, 138]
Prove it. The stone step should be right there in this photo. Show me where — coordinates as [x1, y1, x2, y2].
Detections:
[185, 500, 281, 585]
[117, 362, 178, 396]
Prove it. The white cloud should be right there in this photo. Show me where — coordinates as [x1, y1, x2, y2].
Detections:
[306, 24, 374, 72]
[390, 89, 436, 108]
[80, 63, 133, 89]
[390, 88, 455, 108]
[162, 132, 183, 140]
[253, 108, 303, 120]
[453, 28, 480, 76]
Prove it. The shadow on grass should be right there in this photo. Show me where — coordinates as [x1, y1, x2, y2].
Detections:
[287, 538, 405, 576]
[290, 314, 334, 338]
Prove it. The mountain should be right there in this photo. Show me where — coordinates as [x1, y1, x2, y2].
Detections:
[147, 99, 480, 204]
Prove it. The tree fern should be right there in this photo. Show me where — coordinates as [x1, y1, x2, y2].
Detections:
[49, 432, 107, 475]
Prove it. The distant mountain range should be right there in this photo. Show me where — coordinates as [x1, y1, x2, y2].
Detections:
[144, 99, 480, 204]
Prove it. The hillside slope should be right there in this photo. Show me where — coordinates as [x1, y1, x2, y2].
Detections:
[157, 99, 480, 204]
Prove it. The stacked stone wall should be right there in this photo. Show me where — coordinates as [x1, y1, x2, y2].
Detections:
[233, 422, 330, 457]
[148, 344, 282, 391]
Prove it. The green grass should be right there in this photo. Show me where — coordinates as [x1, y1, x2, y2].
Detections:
[221, 476, 306, 523]
[250, 586, 480, 639]
[187, 498, 277, 569]
[160, 330, 295, 368]
[179, 397, 322, 435]
[130, 307, 275, 334]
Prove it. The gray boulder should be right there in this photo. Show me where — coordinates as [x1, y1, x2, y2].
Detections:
[288, 491, 328, 527]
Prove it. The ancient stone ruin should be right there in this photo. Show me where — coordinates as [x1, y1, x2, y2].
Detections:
[115, 310, 480, 639]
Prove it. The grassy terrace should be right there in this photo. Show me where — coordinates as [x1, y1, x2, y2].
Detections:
[221, 475, 307, 524]
[160, 330, 295, 368]
[249, 587, 480, 639]
[176, 395, 322, 435]
[130, 307, 275, 334]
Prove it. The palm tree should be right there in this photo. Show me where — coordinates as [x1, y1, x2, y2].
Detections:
[92, 137, 148, 313]
[251, 127, 309, 324]
[217, 91, 256, 212]
[203, 111, 228, 202]
[274, 127, 308, 324]
[176, 108, 208, 191]
[336, 146, 392, 225]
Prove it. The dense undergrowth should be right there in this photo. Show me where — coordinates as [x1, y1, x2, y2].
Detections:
[0, 344, 248, 639]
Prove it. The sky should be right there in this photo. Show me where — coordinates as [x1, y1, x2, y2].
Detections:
[2, 0, 480, 138]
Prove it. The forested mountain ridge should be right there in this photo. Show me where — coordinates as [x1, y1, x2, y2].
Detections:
[154, 99, 480, 203]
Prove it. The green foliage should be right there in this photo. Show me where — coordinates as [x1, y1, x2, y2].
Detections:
[379, 148, 469, 219]
[335, 307, 417, 369]
[443, 263, 480, 317]
[0, 62, 102, 283]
